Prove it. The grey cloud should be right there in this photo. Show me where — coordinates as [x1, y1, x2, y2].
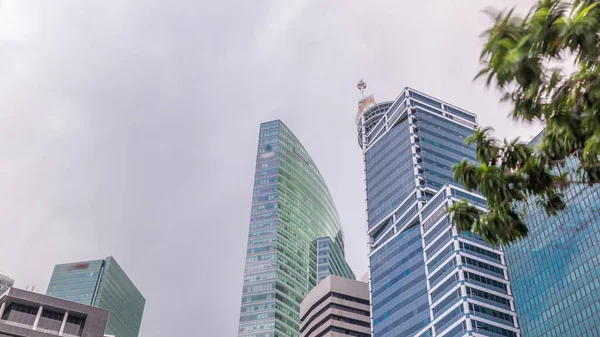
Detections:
[0, 1, 538, 336]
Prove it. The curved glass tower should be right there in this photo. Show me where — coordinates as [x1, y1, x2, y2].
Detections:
[238, 120, 354, 337]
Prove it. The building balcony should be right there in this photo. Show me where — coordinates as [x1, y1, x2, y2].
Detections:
[0, 319, 79, 337]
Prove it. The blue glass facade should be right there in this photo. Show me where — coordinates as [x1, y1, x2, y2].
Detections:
[358, 88, 520, 337]
[238, 120, 354, 337]
[415, 108, 477, 191]
[504, 137, 600, 337]
[365, 116, 414, 227]
[371, 224, 429, 336]
[47, 257, 145, 337]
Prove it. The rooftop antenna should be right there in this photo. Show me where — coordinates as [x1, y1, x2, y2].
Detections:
[357, 79, 367, 98]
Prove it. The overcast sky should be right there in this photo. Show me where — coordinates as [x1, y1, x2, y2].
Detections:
[0, 1, 540, 336]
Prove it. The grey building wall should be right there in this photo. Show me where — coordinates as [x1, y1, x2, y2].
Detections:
[0, 288, 109, 337]
[300, 275, 371, 337]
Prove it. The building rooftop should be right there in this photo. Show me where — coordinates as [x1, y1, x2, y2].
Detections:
[0, 288, 109, 337]
[300, 275, 370, 337]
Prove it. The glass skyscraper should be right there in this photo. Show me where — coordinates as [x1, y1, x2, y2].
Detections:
[316, 233, 355, 283]
[504, 132, 600, 337]
[46, 256, 145, 337]
[357, 88, 521, 337]
[238, 120, 355, 337]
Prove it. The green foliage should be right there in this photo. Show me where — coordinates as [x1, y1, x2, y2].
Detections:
[450, 0, 600, 245]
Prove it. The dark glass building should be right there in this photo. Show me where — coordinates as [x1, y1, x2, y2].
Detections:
[357, 88, 521, 337]
[238, 120, 355, 337]
[46, 257, 145, 337]
[504, 132, 600, 337]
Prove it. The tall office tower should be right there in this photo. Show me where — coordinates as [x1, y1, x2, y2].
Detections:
[357, 87, 521, 337]
[504, 132, 600, 337]
[300, 275, 370, 337]
[238, 120, 355, 337]
[316, 234, 355, 283]
[0, 288, 110, 337]
[0, 274, 14, 295]
[46, 256, 145, 337]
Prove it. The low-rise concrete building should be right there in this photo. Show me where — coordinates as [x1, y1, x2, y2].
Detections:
[0, 288, 109, 337]
[300, 275, 371, 337]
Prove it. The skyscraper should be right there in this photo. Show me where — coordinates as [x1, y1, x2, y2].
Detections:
[46, 256, 145, 337]
[504, 132, 600, 337]
[238, 120, 355, 337]
[357, 87, 521, 337]
[316, 233, 355, 283]
[0, 274, 14, 295]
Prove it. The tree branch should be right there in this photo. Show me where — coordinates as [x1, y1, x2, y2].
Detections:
[582, 162, 600, 169]
[553, 179, 592, 186]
